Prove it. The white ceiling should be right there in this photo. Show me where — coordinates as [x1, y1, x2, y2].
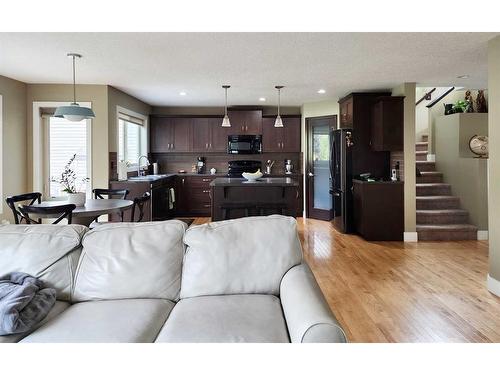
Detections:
[0, 33, 496, 107]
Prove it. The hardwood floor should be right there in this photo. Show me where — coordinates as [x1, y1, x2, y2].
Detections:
[191, 216, 500, 342]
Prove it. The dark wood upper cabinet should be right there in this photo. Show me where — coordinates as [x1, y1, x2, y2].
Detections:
[370, 96, 404, 151]
[210, 117, 229, 152]
[262, 116, 301, 152]
[339, 96, 353, 128]
[191, 118, 212, 152]
[227, 110, 262, 135]
[150, 117, 173, 153]
[171, 118, 192, 152]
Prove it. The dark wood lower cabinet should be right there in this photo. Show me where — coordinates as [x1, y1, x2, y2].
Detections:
[352, 180, 403, 241]
[176, 175, 216, 217]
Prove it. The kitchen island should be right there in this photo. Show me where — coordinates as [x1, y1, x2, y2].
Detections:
[210, 177, 300, 221]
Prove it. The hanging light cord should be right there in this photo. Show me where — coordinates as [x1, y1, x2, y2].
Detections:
[225, 87, 228, 116]
[277, 87, 281, 117]
[72, 55, 77, 104]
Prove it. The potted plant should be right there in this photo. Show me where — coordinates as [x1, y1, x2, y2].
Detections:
[453, 100, 469, 113]
[52, 154, 89, 207]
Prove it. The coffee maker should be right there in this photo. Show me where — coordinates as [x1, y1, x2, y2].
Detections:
[285, 159, 293, 174]
[196, 157, 206, 174]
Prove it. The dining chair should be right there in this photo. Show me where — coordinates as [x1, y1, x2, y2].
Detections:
[5, 192, 42, 224]
[92, 188, 130, 222]
[130, 192, 151, 222]
[18, 204, 76, 225]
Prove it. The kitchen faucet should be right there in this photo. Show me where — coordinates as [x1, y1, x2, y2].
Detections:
[137, 155, 150, 176]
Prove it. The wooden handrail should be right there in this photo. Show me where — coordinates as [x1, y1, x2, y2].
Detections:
[415, 88, 436, 106]
[426, 87, 455, 108]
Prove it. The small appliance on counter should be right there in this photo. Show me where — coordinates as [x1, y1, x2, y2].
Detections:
[227, 135, 262, 154]
[285, 160, 293, 174]
[196, 157, 206, 174]
[227, 160, 262, 177]
[210, 167, 217, 175]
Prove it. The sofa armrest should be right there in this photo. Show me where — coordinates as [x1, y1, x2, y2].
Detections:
[280, 263, 347, 343]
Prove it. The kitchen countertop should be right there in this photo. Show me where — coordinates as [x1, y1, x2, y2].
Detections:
[111, 173, 302, 183]
[210, 177, 300, 187]
[353, 179, 404, 184]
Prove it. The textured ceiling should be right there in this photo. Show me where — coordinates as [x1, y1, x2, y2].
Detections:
[0, 32, 496, 106]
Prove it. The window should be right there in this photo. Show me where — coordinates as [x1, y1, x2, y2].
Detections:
[117, 109, 147, 169]
[0, 95, 3, 214]
[45, 116, 91, 198]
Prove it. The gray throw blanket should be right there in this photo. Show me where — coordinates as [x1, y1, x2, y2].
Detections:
[0, 272, 56, 335]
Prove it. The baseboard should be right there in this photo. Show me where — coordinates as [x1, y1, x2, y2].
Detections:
[487, 274, 500, 297]
[404, 232, 418, 242]
[427, 154, 436, 162]
[477, 230, 489, 240]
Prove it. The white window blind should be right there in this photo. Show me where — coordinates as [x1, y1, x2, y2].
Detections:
[118, 112, 145, 166]
[48, 116, 89, 197]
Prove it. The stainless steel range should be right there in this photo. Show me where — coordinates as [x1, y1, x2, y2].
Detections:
[227, 160, 262, 177]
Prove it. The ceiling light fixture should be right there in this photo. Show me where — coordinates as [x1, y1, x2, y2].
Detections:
[274, 85, 284, 128]
[457, 75, 469, 79]
[179, 91, 187, 96]
[259, 97, 266, 102]
[221, 85, 231, 127]
[317, 89, 326, 94]
[54, 53, 95, 122]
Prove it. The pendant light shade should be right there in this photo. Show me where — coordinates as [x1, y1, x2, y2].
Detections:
[221, 85, 231, 127]
[55, 53, 95, 122]
[274, 85, 284, 128]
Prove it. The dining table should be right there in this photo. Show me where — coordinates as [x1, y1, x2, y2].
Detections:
[30, 199, 134, 227]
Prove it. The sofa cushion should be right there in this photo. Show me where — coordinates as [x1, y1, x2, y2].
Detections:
[155, 294, 289, 343]
[0, 301, 69, 343]
[0, 225, 87, 301]
[180, 215, 302, 298]
[21, 299, 174, 343]
[72, 220, 187, 302]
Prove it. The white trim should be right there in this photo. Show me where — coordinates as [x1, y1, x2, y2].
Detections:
[404, 231, 418, 242]
[477, 230, 489, 240]
[427, 154, 435, 162]
[116, 105, 148, 171]
[487, 274, 500, 297]
[0, 95, 3, 214]
[32, 101, 92, 198]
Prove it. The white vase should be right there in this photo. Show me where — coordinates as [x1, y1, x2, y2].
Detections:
[67, 192, 86, 207]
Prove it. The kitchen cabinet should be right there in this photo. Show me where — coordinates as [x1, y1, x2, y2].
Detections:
[149, 117, 191, 153]
[192, 117, 227, 153]
[176, 175, 216, 216]
[262, 116, 301, 152]
[339, 96, 353, 128]
[227, 110, 262, 135]
[370, 96, 404, 151]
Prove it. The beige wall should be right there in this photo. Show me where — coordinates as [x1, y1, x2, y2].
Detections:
[435, 113, 488, 230]
[0, 75, 28, 221]
[393, 83, 416, 235]
[488, 36, 500, 286]
[108, 86, 151, 152]
[26, 84, 109, 192]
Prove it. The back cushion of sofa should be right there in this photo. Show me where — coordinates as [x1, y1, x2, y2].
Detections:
[180, 215, 303, 298]
[72, 220, 187, 302]
[0, 224, 87, 301]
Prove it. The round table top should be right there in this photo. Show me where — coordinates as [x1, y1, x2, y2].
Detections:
[33, 199, 134, 217]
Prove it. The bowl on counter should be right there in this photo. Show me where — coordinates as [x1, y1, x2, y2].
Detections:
[242, 170, 263, 181]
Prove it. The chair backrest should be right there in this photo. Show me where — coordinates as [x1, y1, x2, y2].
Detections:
[93, 188, 129, 200]
[5, 192, 42, 224]
[19, 204, 76, 225]
[130, 192, 151, 222]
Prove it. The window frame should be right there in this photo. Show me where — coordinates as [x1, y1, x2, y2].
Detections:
[116, 106, 148, 171]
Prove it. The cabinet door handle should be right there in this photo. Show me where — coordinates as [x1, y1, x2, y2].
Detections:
[206, 143, 209, 149]
[202, 178, 210, 182]
[209, 143, 212, 149]
[203, 204, 211, 208]
[203, 190, 209, 193]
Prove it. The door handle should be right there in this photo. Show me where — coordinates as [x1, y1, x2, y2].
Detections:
[308, 172, 314, 177]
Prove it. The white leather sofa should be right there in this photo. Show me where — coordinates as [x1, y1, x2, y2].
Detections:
[0, 215, 347, 343]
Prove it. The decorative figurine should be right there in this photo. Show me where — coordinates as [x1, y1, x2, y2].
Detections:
[476, 90, 488, 113]
[464, 90, 474, 113]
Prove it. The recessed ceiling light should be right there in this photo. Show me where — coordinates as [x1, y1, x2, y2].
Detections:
[259, 97, 266, 102]
[457, 75, 469, 79]
[179, 91, 187, 96]
[317, 89, 326, 94]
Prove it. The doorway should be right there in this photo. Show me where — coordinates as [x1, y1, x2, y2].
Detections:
[305, 115, 337, 220]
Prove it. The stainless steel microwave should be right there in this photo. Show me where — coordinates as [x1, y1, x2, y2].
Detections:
[227, 135, 262, 154]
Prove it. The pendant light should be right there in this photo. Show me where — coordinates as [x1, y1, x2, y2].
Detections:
[221, 85, 231, 127]
[54, 53, 95, 122]
[274, 85, 284, 127]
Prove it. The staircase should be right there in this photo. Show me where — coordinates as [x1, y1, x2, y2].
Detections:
[415, 135, 478, 241]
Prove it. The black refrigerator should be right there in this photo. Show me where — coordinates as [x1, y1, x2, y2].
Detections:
[330, 128, 354, 233]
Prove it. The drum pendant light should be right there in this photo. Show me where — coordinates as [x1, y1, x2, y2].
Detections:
[221, 85, 231, 127]
[54, 53, 95, 122]
[274, 85, 284, 127]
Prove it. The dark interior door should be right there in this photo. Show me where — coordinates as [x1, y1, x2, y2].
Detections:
[306, 115, 336, 220]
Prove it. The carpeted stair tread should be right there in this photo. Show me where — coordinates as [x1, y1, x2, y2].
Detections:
[416, 196, 460, 209]
[416, 224, 477, 231]
[416, 161, 436, 171]
[416, 209, 469, 224]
